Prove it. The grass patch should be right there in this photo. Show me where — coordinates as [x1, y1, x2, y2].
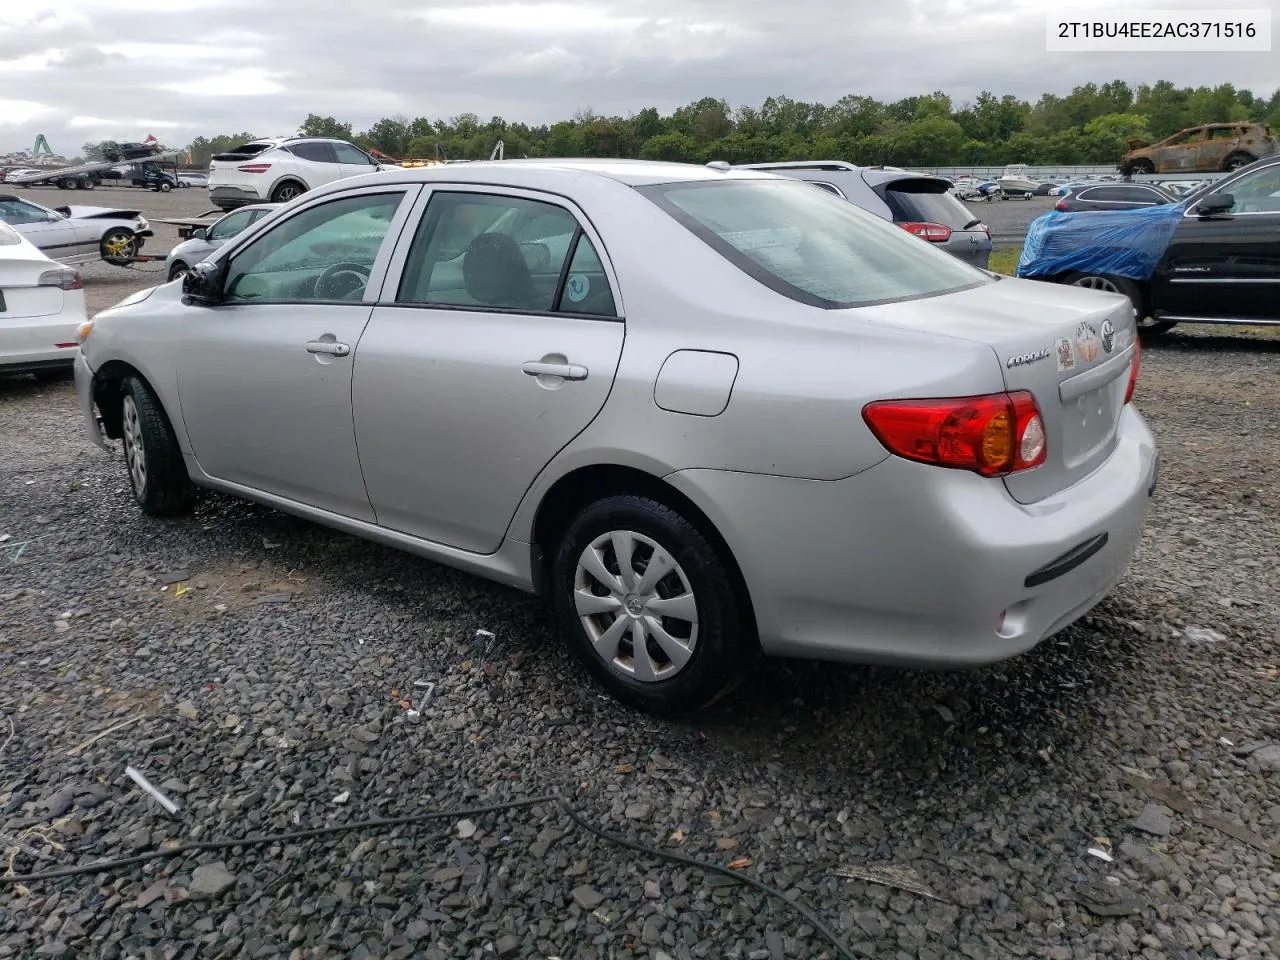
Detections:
[988, 245, 1022, 276]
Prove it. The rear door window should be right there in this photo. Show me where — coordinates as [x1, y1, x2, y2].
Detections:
[880, 180, 977, 230]
[289, 142, 338, 164]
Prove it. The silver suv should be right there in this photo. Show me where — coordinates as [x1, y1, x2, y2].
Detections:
[735, 161, 992, 268]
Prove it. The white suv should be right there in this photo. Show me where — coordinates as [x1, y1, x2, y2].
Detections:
[208, 137, 389, 211]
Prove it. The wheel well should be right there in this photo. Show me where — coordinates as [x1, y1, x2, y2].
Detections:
[91, 360, 147, 440]
[529, 464, 757, 629]
[271, 177, 307, 197]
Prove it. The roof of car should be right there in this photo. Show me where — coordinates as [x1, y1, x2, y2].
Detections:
[360, 158, 789, 188]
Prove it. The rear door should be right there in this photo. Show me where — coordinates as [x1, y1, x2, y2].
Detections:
[352, 186, 625, 553]
[1151, 163, 1280, 322]
[285, 141, 342, 188]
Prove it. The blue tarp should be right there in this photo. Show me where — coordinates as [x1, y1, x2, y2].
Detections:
[1016, 202, 1187, 282]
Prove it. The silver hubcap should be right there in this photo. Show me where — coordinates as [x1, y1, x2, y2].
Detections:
[1072, 275, 1120, 294]
[122, 394, 147, 496]
[573, 530, 698, 683]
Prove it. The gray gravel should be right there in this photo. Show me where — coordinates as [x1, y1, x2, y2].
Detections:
[2, 257, 1279, 958]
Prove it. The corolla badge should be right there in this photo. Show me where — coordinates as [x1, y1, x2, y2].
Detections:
[1006, 348, 1051, 368]
[1100, 319, 1115, 354]
[1076, 321, 1100, 362]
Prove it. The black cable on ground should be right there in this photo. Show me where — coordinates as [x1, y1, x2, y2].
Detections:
[554, 791, 859, 960]
[0, 791, 859, 960]
[0, 796, 559, 883]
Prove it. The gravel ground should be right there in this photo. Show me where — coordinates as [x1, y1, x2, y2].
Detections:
[1, 195, 1279, 958]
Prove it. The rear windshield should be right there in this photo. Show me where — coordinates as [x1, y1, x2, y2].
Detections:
[639, 179, 987, 309]
[880, 180, 978, 230]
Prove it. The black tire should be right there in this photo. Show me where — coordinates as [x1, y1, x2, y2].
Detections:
[100, 228, 137, 266]
[120, 376, 196, 517]
[550, 494, 755, 715]
[80, 178, 94, 191]
[158, 180, 172, 193]
[1063, 272, 1175, 335]
[167, 261, 189, 283]
[270, 180, 307, 203]
[1127, 159, 1155, 175]
[1222, 152, 1254, 172]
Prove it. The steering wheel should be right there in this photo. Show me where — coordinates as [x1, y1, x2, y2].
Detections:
[314, 262, 371, 300]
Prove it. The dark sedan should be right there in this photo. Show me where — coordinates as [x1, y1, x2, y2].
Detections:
[1054, 182, 1177, 212]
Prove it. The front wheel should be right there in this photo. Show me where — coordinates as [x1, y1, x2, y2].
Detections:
[158, 181, 172, 193]
[167, 261, 189, 283]
[1126, 159, 1155, 175]
[551, 494, 755, 715]
[100, 229, 137, 266]
[120, 376, 196, 516]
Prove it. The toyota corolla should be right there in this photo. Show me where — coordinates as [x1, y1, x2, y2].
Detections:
[74, 159, 1158, 714]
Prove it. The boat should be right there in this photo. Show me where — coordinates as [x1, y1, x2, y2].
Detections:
[996, 164, 1040, 198]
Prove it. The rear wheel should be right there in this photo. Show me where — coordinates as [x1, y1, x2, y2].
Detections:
[1222, 152, 1254, 172]
[271, 180, 307, 203]
[120, 376, 196, 516]
[1064, 272, 1175, 335]
[551, 494, 754, 715]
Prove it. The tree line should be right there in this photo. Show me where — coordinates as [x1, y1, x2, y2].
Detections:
[89, 79, 1280, 170]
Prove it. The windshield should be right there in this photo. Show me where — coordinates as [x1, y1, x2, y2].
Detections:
[638, 179, 988, 309]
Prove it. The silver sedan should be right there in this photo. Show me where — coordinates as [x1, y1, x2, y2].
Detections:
[74, 160, 1158, 714]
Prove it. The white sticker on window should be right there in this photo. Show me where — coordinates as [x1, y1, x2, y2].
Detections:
[565, 274, 589, 302]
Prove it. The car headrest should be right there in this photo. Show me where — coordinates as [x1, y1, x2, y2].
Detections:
[462, 232, 534, 306]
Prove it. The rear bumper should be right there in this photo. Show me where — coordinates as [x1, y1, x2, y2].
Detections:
[210, 186, 262, 210]
[665, 405, 1158, 668]
[74, 352, 109, 450]
[0, 317, 81, 373]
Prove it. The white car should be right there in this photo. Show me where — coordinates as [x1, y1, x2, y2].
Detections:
[0, 220, 87, 379]
[0, 193, 153, 266]
[208, 136, 388, 211]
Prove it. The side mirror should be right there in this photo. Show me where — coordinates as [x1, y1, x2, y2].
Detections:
[192, 227, 208, 241]
[183, 260, 225, 304]
[1192, 193, 1234, 216]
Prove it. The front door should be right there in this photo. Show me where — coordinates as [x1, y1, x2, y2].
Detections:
[1153, 128, 1205, 172]
[352, 187, 625, 553]
[1153, 163, 1280, 322]
[332, 141, 383, 182]
[176, 185, 418, 520]
[0, 198, 87, 261]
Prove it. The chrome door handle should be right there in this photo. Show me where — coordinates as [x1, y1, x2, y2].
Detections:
[522, 361, 587, 380]
[306, 340, 350, 356]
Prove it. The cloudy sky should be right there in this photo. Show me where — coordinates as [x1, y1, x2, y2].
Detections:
[1, 0, 1276, 155]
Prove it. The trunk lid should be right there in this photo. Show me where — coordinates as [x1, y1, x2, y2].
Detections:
[0, 259, 64, 318]
[857, 275, 1138, 503]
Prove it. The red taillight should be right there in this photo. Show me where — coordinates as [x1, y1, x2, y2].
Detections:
[1125, 337, 1141, 404]
[862, 391, 1047, 477]
[899, 221, 952, 242]
[237, 163, 271, 174]
[37, 268, 82, 290]
[981, 223, 991, 239]
[1054, 199, 1069, 211]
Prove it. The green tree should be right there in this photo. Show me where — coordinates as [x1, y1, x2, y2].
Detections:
[639, 132, 700, 162]
[298, 114, 354, 140]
